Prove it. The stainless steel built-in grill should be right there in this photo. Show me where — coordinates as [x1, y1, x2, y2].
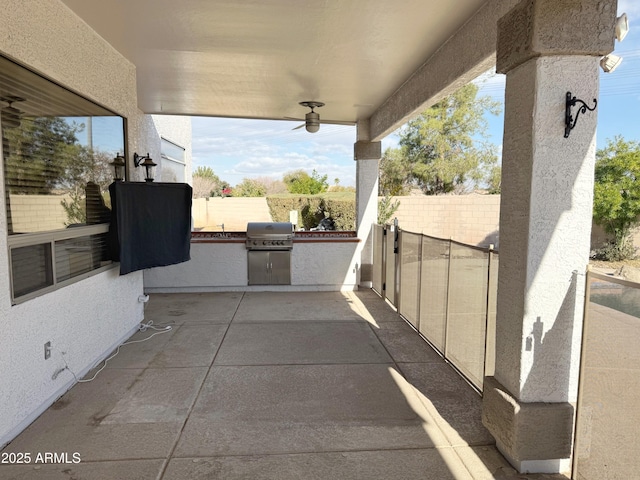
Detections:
[245, 222, 294, 250]
[246, 222, 293, 285]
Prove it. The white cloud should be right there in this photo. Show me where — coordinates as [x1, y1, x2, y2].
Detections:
[190, 116, 358, 186]
[233, 153, 313, 171]
[225, 151, 356, 186]
[308, 142, 351, 156]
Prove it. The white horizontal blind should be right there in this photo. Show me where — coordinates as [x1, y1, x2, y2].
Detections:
[1, 54, 125, 303]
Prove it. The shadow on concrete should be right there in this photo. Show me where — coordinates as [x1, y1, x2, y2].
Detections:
[0, 290, 569, 479]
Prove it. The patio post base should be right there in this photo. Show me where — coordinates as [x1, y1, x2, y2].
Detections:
[482, 376, 574, 474]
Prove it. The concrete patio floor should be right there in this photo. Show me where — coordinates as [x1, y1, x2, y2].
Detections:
[1, 290, 569, 479]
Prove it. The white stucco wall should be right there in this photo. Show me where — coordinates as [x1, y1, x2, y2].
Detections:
[143, 241, 359, 292]
[134, 115, 193, 184]
[0, 0, 189, 447]
[144, 243, 247, 289]
[496, 55, 598, 406]
[0, 270, 142, 447]
[292, 242, 359, 289]
[355, 143, 382, 288]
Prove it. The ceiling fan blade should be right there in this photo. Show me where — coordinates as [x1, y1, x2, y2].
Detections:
[320, 119, 356, 126]
[292, 123, 305, 130]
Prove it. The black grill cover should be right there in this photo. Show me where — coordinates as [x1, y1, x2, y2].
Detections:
[109, 182, 192, 275]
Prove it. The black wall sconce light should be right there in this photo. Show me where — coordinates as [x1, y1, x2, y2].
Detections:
[133, 152, 157, 182]
[564, 92, 597, 139]
[110, 152, 157, 182]
[110, 154, 126, 181]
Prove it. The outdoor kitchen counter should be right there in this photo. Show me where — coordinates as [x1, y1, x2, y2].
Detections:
[144, 231, 361, 292]
[190, 231, 360, 243]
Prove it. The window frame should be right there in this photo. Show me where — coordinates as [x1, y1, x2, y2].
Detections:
[1, 54, 127, 305]
[7, 224, 113, 305]
[160, 137, 186, 183]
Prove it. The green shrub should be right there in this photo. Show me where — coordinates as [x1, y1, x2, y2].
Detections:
[267, 192, 355, 230]
[591, 239, 637, 262]
[323, 196, 356, 230]
[593, 137, 640, 258]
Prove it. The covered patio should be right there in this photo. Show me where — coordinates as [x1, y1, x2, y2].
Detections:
[0, 0, 627, 476]
[1, 291, 566, 479]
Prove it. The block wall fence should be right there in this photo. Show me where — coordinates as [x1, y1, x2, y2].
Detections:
[17, 193, 627, 250]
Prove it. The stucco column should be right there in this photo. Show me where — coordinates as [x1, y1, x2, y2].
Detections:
[354, 120, 381, 287]
[481, 0, 617, 474]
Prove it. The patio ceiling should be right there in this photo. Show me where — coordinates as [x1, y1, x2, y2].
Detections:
[60, 0, 492, 137]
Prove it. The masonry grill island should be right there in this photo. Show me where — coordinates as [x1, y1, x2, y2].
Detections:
[245, 222, 294, 285]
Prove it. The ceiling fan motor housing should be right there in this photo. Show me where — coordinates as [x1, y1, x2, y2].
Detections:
[305, 111, 320, 132]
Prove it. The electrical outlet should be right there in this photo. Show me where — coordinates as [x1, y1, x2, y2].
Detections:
[44, 341, 51, 360]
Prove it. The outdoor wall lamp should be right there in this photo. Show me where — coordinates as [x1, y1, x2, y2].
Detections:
[600, 54, 623, 73]
[600, 13, 629, 73]
[564, 92, 597, 139]
[110, 154, 126, 181]
[615, 13, 629, 42]
[586, 12, 629, 135]
[133, 152, 156, 182]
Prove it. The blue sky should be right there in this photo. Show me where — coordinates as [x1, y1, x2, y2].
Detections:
[191, 118, 357, 186]
[192, 2, 639, 188]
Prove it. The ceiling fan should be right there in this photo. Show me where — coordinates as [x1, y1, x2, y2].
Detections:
[1, 95, 25, 129]
[286, 101, 354, 133]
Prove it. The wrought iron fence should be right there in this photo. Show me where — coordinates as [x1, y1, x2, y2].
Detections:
[372, 223, 497, 391]
[572, 268, 640, 479]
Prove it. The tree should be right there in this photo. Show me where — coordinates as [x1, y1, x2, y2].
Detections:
[193, 166, 218, 179]
[3, 117, 113, 226]
[192, 166, 229, 198]
[378, 195, 400, 224]
[254, 176, 287, 194]
[484, 163, 502, 194]
[283, 169, 328, 194]
[59, 148, 114, 225]
[592, 136, 640, 260]
[4, 117, 83, 194]
[379, 147, 411, 196]
[234, 178, 267, 197]
[192, 176, 218, 198]
[381, 83, 501, 195]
